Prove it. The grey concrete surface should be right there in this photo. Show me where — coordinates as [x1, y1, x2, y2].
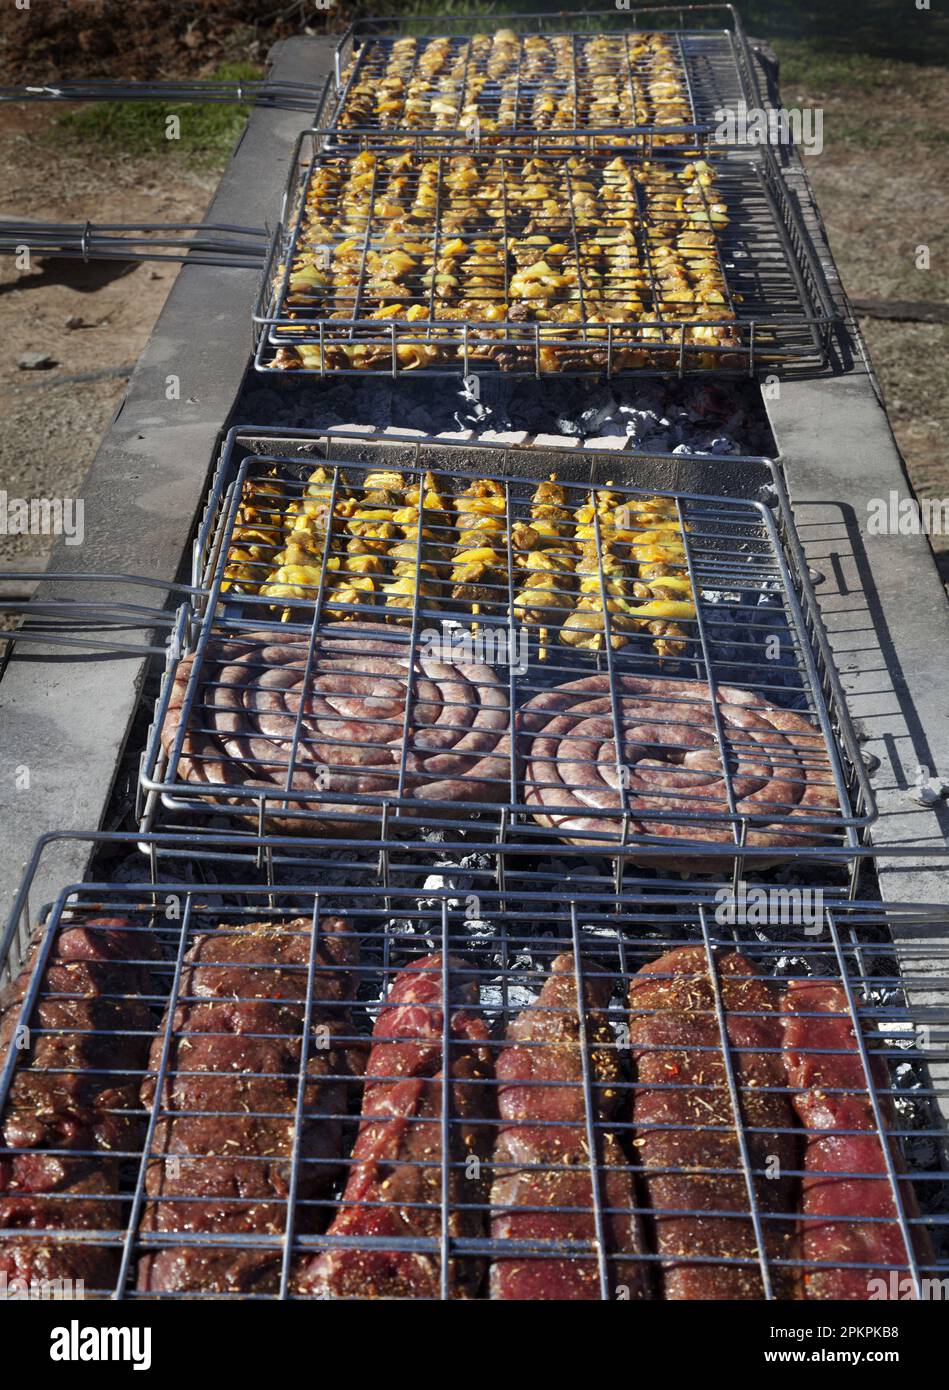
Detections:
[0, 38, 333, 919]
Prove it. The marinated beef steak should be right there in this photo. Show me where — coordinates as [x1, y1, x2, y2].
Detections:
[782, 978, 933, 1300]
[629, 946, 797, 1299]
[490, 952, 648, 1300]
[297, 952, 494, 1299]
[137, 918, 363, 1296]
[0, 918, 159, 1295]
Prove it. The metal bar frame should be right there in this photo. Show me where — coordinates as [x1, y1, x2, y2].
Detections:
[136, 437, 873, 863]
[252, 135, 838, 378]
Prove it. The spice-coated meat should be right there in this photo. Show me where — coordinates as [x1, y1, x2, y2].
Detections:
[490, 953, 648, 1299]
[629, 946, 797, 1299]
[137, 918, 364, 1295]
[782, 978, 933, 1300]
[297, 952, 494, 1298]
[0, 918, 159, 1295]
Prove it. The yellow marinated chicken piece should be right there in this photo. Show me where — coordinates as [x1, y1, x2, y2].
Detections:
[563, 484, 697, 657]
[513, 483, 575, 655]
[276, 46, 726, 374]
[560, 597, 637, 651]
[222, 476, 285, 593]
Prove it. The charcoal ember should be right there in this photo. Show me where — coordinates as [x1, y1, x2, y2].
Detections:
[460, 399, 491, 425]
[585, 416, 626, 439]
[685, 382, 736, 421]
[618, 406, 662, 443]
[241, 388, 285, 418]
[708, 435, 738, 455]
[555, 416, 580, 435]
[402, 406, 437, 433]
[577, 388, 617, 435]
[229, 372, 773, 459]
[641, 431, 671, 453]
[518, 407, 555, 435]
[617, 379, 667, 415]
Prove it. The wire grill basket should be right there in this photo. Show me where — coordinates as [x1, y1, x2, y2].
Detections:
[325, 5, 763, 149]
[1, 850, 944, 1301]
[137, 438, 872, 864]
[253, 135, 836, 377]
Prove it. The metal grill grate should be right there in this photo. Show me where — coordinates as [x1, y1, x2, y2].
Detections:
[325, 6, 762, 148]
[253, 137, 836, 377]
[136, 442, 872, 862]
[1, 858, 945, 1301]
[330, 30, 696, 147]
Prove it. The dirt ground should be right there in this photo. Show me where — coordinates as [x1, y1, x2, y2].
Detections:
[782, 50, 949, 570]
[0, 105, 216, 577]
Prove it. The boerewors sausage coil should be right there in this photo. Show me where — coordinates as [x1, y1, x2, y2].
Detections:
[160, 622, 513, 832]
[521, 673, 839, 855]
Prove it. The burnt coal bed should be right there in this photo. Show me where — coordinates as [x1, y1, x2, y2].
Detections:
[237, 372, 777, 457]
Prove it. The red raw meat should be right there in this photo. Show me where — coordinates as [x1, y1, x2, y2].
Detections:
[297, 952, 494, 1298]
[490, 953, 648, 1300]
[630, 946, 797, 1299]
[0, 918, 158, 1295]
[782, 977, 933, 1300]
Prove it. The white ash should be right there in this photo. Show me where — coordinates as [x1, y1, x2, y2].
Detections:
[481, 982, 537, 1012]
[238, 376, 775, 457]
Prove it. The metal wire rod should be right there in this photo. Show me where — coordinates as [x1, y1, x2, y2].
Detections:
[0, 219, 268, 269]
[0, 578, 196, 657]
[0, 78, 329, 113]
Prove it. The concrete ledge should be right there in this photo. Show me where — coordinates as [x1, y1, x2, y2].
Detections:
[0, 38, 333, 919]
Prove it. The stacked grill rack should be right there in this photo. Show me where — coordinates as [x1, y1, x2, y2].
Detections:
[252, 135, 836, 377]
[1, 842, 946, 1300]
[5, 9, 947, 1305]
[134, 436, 872, 865]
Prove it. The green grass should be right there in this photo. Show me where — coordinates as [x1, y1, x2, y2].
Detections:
[48, 62, 262, 170]
[825, 119, 949, 151]
[773, 41, 904, 92]
[769, 38, 948, 152]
